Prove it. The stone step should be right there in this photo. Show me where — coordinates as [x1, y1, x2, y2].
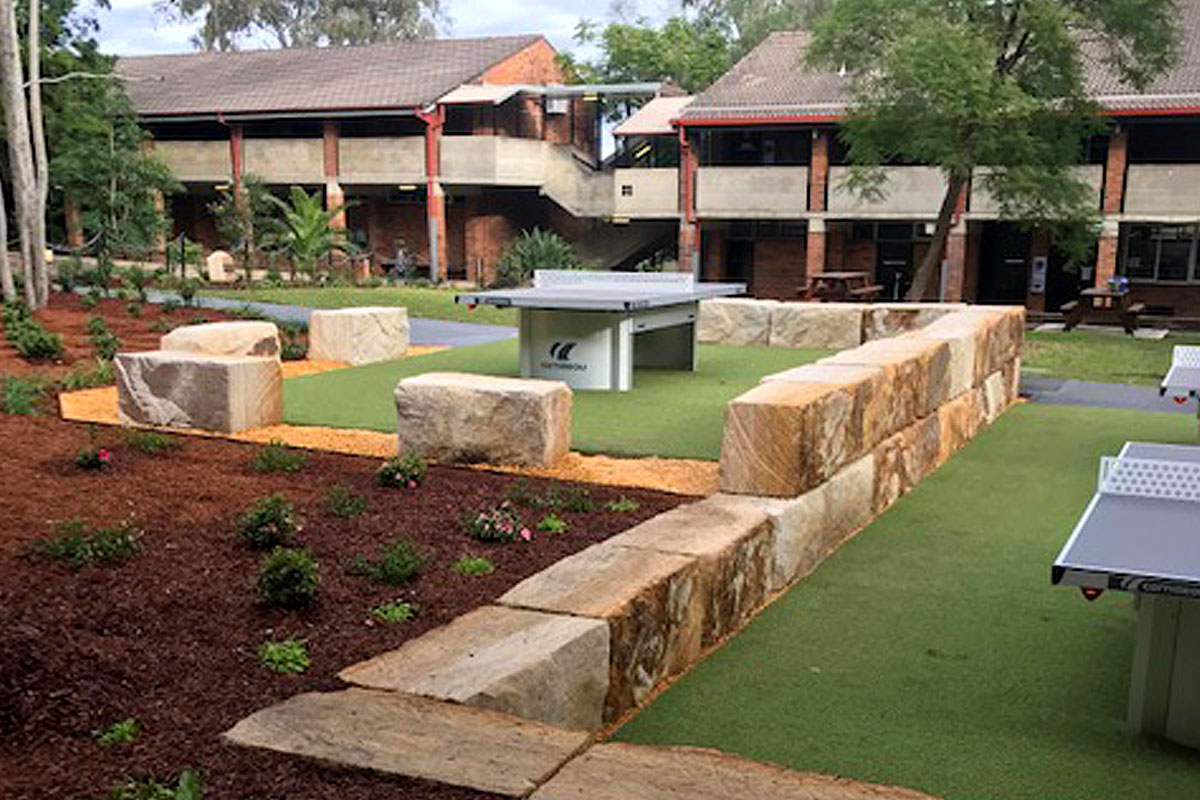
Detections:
[223, 688, 589, 797]
[530, 742, 941, 800]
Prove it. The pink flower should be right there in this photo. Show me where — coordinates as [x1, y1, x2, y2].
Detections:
[407, 479, 417, 489]
[519, 528, 532, 542]
[98, 449, 111, 462]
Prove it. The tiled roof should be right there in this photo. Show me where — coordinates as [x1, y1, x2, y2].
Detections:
[684, 4, 1200, 123]
[118, 35, 543, 117]
[613, 96, 694, 136]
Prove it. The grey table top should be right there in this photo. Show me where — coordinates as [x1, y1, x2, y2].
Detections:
[456, 282, 746, 312]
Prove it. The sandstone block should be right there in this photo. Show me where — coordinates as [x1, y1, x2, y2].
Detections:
[205, 249, 235, 282]
[821, 337, 950, 430]
[960, 306, 1025, 382]
[763, 362, 888, 455]
[982, 369, 1008, 423]
[224, 689, 588, 797]
[309, 306, 409, 365]
[161, 320, 281, 359]
[605, 495, 773, 646]
[499, 541, 703, 721]
[338, 606, 609, 730]
[531, 742, 941, 800]
[697, 298, 778, 346]
[936, 388, 984, 465]
[903, 313, 980, 400]
[873, 414, 940, 513]
[862, 302, 965, 341]
[767, 302, 866, 350]
[719, 380, 855, 497]
[116, 351, 281, 433]
[395, 372, 571, 468]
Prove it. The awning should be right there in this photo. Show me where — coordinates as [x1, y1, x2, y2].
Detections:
[438, 84, 524, 105]
[613, 96, 694, 137]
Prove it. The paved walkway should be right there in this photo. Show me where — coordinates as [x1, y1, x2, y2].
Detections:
[1021, 373, 1193, 415]
[145, 290, 518, 348]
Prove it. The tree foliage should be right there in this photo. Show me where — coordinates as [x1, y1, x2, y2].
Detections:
[562, 16, 732, 94]
[261, 185, 348, 277]
[155, 0, 441, 50]
[807, 0, 1181, 298]
[684, 0, 831, 58]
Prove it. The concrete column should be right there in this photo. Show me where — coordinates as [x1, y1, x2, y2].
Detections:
[805, 130, 831, 282]
[679, 220, 701, 279]
[1096, 130, 1128, 287]
[678, 127, 700, 276]
[806, 218, 827, 283]
[421, 107, 448, 282]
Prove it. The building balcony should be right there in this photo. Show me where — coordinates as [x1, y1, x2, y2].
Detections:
[441, 135, 547, 186]
[969, 165, 1102, 218]
[695, 166, 809, 218]
[339, 137, 425, 184]
[241, 138, 325, 185]
[828, 166, 945, 218]
[613, 168, 678, 218]
[1124, 165, 1200, 219]
[153, 140, 232, 183]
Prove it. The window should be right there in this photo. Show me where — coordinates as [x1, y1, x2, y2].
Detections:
[1121, 224, 1200, 282]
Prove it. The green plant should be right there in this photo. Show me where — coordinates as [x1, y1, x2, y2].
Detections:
[79, 290, 99, 310]
[452, 555, 495, 576]
[493, 228, 588, 288]
[86, 315, 108, 336]
[1, 299, 31, 328]
[605, 496, 641, 512]
[122, 429, 182, 454]
[370, 600, 419, 623]
[255, 547, 319, 608]
[148, 319, 176, 334]
[75, 445, 113, 470]
[508, 483, 593, 512]
[88, 316, 121, 360]
[126, 301, 143, 318]
[10, 321, 64, 361]
[536, 513, 569, 534]
[57, 255, 83, 293]
[261, 186, 351, 278]
[32, 520, 142, 570]
[376, 451, 427, 489]
[252, 439, 306, 473]
[258, 637, 310, 674]
[187, 315, 209, 325]
[279, 322, 308, 360]
[462, 501, 530, 543]
[323, 484, 367, 518]
[352, 536, 423, 586]
[237, 494, 301, 548]
[1, 375, 47, 414]
[178, 278, 200, 306]
[102, 769, 204, 799]
[160, 298, 182, 315]
[94, 717, 140, 748]
[122, 267, 153, 303]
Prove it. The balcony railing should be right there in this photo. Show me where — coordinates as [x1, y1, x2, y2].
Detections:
[153, 140, 231, 183]
[696, 166, 809, 218]
[339, 137, 425, 184]
[241, 138, 325, 184]
[613, 168, 678, 218]
[828, 166, 945, 218]
[970, 165, 1102, 218]
[1124, 165, 1200, 218]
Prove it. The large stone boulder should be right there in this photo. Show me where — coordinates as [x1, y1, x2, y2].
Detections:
[767, 303, 866, 350]
[338, 605, 609, 730]
[205, 250, 235, 283]
[116, 351, 282, 433]
[395, 372, 571, 467]
[697, 298, 777, 346]
[862, 302, 965, 341]
[161, 320, 281, 360]
[309, 306, 409, 365]
[762, 361, 888, 457]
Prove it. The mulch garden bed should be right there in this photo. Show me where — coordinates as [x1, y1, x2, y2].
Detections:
[0, 413, 690, 799]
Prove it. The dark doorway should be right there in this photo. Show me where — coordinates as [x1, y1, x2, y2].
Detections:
[726, 240, 754, 285]
[978, 224, 1031, 304]
[1044, 246, 1091, 313]
[877, 241, 913, 300]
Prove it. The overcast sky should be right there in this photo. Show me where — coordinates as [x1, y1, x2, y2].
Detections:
[94, 0, 677, 56]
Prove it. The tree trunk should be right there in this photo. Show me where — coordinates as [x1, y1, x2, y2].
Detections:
[905, 172, 968, 302]
[27, 0, 49, 306]
[0, 0, 39, 308]
[0, 183, 13, 302]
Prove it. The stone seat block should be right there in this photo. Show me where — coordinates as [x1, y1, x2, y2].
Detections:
[116, 351, 281, 433]
[697, 298, 778, 346]
[820, 336, 951, 426]
[309, 306, 409, 365]
[395, 372, 571, 467]
[959, 305, 1025, 381]
[762, 361, 888, 455]
[767, 302, 867, 350]
[862, 302, 966, 341]
[901, 312, 983, 400]
[339, 605, 609, 730]
[160, 320, 281, 359]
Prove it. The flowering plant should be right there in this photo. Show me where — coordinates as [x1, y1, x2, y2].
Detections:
[376, 451, 428, 489]
[75, 446, 112, 471]
[462, 501, 532, 543]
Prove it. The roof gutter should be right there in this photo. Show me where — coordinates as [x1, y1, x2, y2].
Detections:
[141, 107, 422, 124]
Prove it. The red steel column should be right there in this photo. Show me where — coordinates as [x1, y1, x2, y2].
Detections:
[678, 125, 700, 276]
[419, 106, 448, 282]
[323, 121, 346, 229]
[1096, 130, 1128, 287]
[806, 130, 830, 283]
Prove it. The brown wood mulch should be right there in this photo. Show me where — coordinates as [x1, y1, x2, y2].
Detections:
[0, 413, 690, 799]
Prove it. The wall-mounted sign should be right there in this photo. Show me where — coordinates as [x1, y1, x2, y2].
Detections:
[1030, 255, 1048, 294]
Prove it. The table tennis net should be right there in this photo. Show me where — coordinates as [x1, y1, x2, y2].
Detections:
[1099, 456, 1200, 502]
[1171, 345, 1200, 369]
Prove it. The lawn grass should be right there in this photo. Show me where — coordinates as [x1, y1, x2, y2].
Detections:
[1023, 329, 1200, 386]
[283, 340, 828, 460]
[200, 286, 519, 327]
[613, 403, 1200, 800]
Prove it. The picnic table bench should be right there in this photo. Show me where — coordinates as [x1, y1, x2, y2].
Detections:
[1062, 288, 1144, 334]
[802, 271, 885, 302]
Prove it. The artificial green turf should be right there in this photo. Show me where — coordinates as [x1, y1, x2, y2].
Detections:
[283, 340, 828, 461]
[614, 403, 1200, 800]
[1023, 329, 1200, 386]
[200, 286, 519, 326]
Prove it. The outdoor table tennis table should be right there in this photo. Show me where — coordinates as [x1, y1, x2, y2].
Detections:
[455, 271, 746, 391]
[1052, 441, 1200, 750]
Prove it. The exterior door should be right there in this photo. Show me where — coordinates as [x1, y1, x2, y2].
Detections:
[877, 241, 913, 300]
[979, 224, 1031, 304]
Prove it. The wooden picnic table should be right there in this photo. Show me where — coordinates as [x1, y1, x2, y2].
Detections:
[1062, 288, 1145, 334]
[802, 271, 884, 302]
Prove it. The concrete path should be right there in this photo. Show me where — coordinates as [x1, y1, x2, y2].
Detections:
[1021, 373, 1193, 415]
[145, 290, 518, 348]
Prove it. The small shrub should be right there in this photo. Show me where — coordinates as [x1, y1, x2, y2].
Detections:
[57, 255, 82, 292]
[103, 769, 204, 800]
[86, 315, 109, 336]
[255, 547, 319, 608]
[556, 487, 594, 513]
[1, 300, 30, 327]
[60, 359, 116, 391]
[463, 501, 530, 543]
[237, 494, 301, 548]
[123, 429, 181, 454]
[32, 520, 142, 570]
[91, 330, 121, 360]
[79, 291, 98, 309]
[352, 536, 422, 586]
[160, 298, 182, 315]
[279, 322, 307, 361]
[604, 496, 641, 513]
[493, 228, 588, 288]
[10, 321, 63, 360]
[94, 717, 140, 748]
[324, 483, 367, 517]
[126, 301, 143, 318]
[375, 451, 427, 489]
[252, 439, 306, 473]
[75, 445, 113, 470]
[452, 555, 495, 576]
[0, 375, 46, 414]
[370, 600, 419, 623]
[188, 316, 210, 325]
[258, 637, 310, 674]
[122, 267, 152, 303]
[178, 278, 199, 306]
[536, 513, 568, 534]
[148, 319, 177, 334]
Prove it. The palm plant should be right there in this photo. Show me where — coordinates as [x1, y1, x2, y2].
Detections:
[262, 186, 350, 280]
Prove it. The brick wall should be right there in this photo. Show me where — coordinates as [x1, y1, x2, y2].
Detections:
[363, 198, 428, 266]
[481, 38, 563, 84]
[752, 239, 806, 299]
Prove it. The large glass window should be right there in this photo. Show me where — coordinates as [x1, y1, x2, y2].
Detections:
[1121, 224, 1200, 282]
